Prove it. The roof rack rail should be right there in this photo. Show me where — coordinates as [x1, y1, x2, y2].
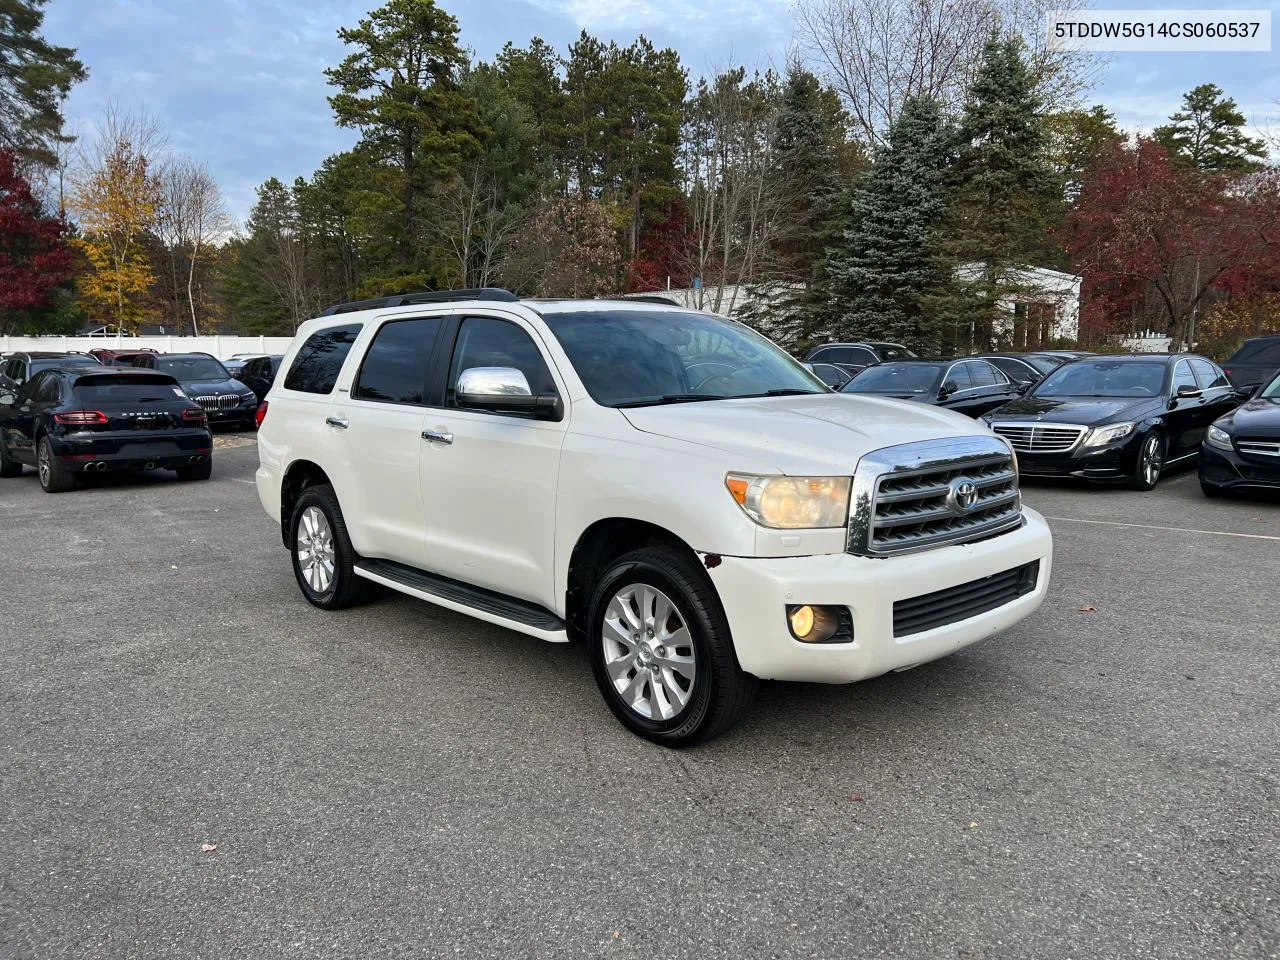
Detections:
[319, 287, 518, 317]
[608, 295, 681, 307]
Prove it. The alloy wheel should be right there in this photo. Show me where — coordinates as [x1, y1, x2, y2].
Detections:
[1142, 435, 1163, 486]
[38, 443, 50, 487]
[296, 506, 336, 594]
[601, 583, 697, 721]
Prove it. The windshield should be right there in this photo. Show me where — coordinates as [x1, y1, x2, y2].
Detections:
[1032, 360, 1166, 398]
[1261, 371, 1280, 399]
[540, 309, 825, 406]
[843, 364, 942, 394]
[157, 356, 229, 381]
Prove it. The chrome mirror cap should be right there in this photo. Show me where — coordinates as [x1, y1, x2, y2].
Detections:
[457, 366, 532, 398]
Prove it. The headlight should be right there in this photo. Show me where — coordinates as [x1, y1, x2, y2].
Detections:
[725, 473, 851, 529]
[240, 392, 257, 403]
[1081, 422, 1135, 448]
[1205, 423, 1234, 451]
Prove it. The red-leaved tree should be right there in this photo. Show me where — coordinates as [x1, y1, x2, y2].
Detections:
[1064, 138, 1279, 349]
[0, 149, 75, 333]
[626, 203, 700, 292]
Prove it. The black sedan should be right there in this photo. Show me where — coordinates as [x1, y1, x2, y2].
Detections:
[803, 362, 854, 390]
[841, 359, 1023, 418]
[0, 367, 213, 492]
[1199, 369, 1280, 497]
[976, 353, 1064, 386]
[982, 354, 1243, 490]
[129, 352, 259, 429]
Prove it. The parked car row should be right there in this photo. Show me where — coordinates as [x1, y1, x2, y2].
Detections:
[820, 346, 1277, 495]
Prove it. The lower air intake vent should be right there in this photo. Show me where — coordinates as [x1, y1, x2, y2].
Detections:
[893, 561, 1040, 637]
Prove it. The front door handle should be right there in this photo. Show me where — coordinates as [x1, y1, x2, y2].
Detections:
[325, 416, 349, 429]
[421, 429, 453, 445]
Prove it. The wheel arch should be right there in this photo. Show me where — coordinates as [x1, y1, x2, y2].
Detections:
[564, 518, 706, 642]
[280, 459, 334, 548]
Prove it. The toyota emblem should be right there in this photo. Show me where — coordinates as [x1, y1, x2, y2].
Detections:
[948, 478, 980, 514]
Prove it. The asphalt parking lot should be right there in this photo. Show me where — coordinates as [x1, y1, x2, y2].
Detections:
[2, 442, 1277, 960]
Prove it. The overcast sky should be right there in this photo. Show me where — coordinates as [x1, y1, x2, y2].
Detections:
[44, 0, 1280, 221]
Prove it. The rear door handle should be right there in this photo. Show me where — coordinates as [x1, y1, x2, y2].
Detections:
[421, 429, 453, 445]
[325, 416, 349, 429]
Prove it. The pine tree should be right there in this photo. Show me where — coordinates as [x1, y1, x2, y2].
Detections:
[737, 65, 855, 349]
[325, 0, 483, 273]
[810, 96, 956, 354]
[1154, 84, 1268, 174]
[943, 35, 1061, 351]
[0, 0, 87, 166]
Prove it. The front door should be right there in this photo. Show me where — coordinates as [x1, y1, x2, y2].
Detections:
[419, 313, 569, 608]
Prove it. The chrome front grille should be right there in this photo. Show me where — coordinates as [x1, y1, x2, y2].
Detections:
[848, 437, 1023, 557]
[990, 422, 1087, 453]
[1237, 439, 1280, 458]
[195, 394, 239, 410]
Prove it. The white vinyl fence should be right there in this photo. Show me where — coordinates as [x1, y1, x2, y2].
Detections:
[0, 334, 296, 361]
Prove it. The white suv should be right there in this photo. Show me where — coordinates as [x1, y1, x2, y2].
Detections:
[255, 290, 1052, 745]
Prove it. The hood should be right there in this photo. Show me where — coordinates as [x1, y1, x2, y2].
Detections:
[985, 394, 1164, 426]
[179, 378, 247, 395]
[621, 394, 984, 474]
[1221, 396, 1280, 438]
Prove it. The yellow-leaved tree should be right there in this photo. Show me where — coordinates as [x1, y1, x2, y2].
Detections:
[70, 118, 163, 330]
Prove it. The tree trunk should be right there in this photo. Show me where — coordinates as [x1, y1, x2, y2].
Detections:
[187, 241, 200, 337]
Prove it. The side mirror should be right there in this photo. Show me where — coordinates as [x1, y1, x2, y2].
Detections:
[1174, 384, 1203, 403]
[457, 366, 559, 418]
[939, 380, 959, 398]
[1016, 381, 1034, 395]
[1235, 387, 1256, 401]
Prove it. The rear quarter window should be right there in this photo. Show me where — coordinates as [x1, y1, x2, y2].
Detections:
[284, 324, 363, 394]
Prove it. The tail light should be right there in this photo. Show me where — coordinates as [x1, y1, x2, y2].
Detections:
[182, 408, 207, 422]
[54, 410, 108, 425]
[254, 401, 268, 429]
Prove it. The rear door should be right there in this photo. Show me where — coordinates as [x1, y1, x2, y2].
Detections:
[6, 371, 55, 462]
[340, 312, 448, 567]
[1189, 358, 1239, 428]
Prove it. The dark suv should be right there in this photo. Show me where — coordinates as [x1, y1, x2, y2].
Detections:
[1222, 336, 1280, 394]
[0, 352, 102, 393]
[0, 367, 213, 492]
[129, 352, 259, 429]
[804, 342, 916, 373]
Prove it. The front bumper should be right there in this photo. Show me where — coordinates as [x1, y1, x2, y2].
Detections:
[201, 404, 257, 424]
[1015, 435, 1141, 481]
[707, 509, 1053, 683]
[1199, 443, 1280, 490]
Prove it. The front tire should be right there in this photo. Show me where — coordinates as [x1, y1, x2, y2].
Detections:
[1199, 478, 1224, 499]
[37, 436, 74, 493]
[587, 545, 757, 747]
[289, 484, 372, 610]
[1128, 432, 1165, 491]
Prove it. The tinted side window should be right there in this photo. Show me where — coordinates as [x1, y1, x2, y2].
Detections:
[850, 348, 878, 365]
[1171, 361, 1198, 392]
[945, 364, 974, 389]
[1253, 342, 1280, 363]
[284, 324, 362, 394]
[1189, 358, 1228, 389]
[353, 316, 443, 405]
[37, 375, 62, 402]
[447, 317, 554, 407]
[967, 361, 1000, 387]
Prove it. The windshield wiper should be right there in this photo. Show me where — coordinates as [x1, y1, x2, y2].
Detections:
[615, 394, 727, 408]
[760, 388, 822, 397]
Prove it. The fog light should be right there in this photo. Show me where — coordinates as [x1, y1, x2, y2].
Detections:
[787, 604, 841, 643]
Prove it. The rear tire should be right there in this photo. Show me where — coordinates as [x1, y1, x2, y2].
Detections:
[0, 437, 21, 478]
[37, 436, 74, 493]
[1128, 432, 1165, 491]
[175, 460, 213, 481]
[289, 484, 373, 610]
[587, 545, 757, 747]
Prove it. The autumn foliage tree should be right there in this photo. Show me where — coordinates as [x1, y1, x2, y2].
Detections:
[0, 148, 74, 333]
[70, 131, 163, 329]
[1064, 138, 1280, 349]
[501, 194, 620, 296]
